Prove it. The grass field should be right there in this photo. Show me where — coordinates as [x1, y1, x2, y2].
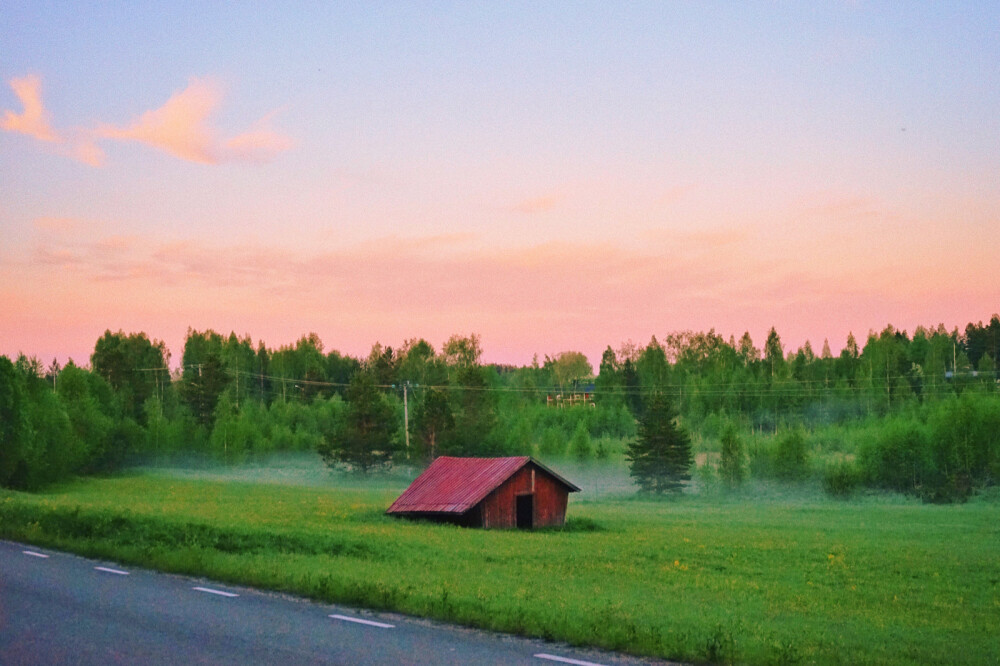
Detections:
[1, 466, 997, 665]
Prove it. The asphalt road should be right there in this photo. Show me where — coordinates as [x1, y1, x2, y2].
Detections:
[0, 540, 666, 665]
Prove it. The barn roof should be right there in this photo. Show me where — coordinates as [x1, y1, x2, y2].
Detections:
[386, 456, 580, 515]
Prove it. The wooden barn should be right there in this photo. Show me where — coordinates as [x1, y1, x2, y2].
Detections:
[386, 456, 580, 529]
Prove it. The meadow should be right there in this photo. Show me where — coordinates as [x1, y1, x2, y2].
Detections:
[2, 463, 997, 665]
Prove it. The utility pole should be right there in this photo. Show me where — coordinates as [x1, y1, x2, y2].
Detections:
[403, 382, 410, 451]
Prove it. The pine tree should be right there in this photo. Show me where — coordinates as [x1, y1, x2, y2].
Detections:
[626, 392, 693, 494]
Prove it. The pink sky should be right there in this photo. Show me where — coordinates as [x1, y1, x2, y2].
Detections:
[2, 4, 997, 369]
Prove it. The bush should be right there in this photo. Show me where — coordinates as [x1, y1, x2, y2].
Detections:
[747, 437, 775, 480]
[823, 460, 861, 498]
[773, 427, 810, 480]
[718, 421, 745, 487]
[569, 421, 593, 461]
[927, 393, 1000, 491]
[539, 426, 565, 456]
[857, 419, 931, 493]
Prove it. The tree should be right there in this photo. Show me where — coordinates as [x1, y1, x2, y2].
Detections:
[636, 337, 670, 396]
[738, 331, 760, 366]
[551, 351, 593, 392]
[181, 352, 230, 426]
[318, 371, 398, 473]
[91, 330, 170, 422]
[719, 420, 745, 487]
[569, 420, 593, 461]
[412, 387, 454, 462]
[442, 333, 482, 369]
[594, 346, 622, 404]
[56, 362, 115, 471]
[773, 427, 810, 480]
[0, 356, 29, 488]
[626, 392, 693, 494]
[446, 364, 498, 456]
[365, 342, 398, 387]
[397, 338, 436, 386]
[621, 358, 642, 417]
[764, 327, 784, 378]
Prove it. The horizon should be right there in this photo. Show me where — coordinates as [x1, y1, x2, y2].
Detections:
[6, 314, 995, 374]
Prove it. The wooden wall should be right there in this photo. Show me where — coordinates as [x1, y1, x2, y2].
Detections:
[478, 464, 569, 529]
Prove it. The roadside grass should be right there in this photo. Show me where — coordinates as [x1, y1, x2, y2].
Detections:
[2, 472, 998, 665]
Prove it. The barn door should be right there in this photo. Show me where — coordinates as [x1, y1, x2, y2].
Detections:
[516, 494, 534, 529]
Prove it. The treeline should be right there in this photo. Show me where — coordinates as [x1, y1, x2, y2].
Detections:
[595, 319, 999, 430]
[1, 317, 998, 496]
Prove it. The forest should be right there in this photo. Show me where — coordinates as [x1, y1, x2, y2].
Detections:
[2, 317, 999, 502]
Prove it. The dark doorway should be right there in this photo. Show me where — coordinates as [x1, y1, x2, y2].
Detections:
[516, 494, 534, 529]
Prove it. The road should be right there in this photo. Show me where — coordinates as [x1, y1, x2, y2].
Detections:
[0, 540, 666, 665]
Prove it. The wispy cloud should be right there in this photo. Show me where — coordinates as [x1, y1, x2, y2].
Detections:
[3, 74, 291, 166]
[96, 77, 293, 164]
[1, 75, 104, 165]
[2, 75, 58, 142]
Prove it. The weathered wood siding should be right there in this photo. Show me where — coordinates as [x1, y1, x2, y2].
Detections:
[478, 464, 569, 528]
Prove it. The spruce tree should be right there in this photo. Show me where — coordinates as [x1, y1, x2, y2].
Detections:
[626, 392, 693, 494]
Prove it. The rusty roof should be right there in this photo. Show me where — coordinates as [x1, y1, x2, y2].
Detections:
[386, 456, 579, 515]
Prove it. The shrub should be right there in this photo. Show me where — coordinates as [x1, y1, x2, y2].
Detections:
[823, 460, 861, 498]
[719, 421, 745, 487]
[856, 419, 931, 493]
[773, 427, 810, 480]
[569, 421, 593, 461]
[927, 393, 1000, 491]
[747, 437, 775, 480]
[539, 426, 565, 456]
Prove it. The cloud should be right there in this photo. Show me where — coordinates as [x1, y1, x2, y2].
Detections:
[66, 135, 106, 167]
[97, 77, 293, 164]
[2, 75, 105, 166]
[3, 74, 291, 166]
[1, 75, 59, 142]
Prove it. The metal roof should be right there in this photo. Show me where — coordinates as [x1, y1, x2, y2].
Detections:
[386, 456, 580, 515]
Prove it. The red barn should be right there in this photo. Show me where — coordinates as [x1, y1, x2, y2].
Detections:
[386, 456, 580, 529]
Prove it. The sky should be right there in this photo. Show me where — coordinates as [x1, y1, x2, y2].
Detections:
[2, 2, 998, 369]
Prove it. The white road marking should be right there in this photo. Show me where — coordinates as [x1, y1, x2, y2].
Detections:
[329, 613, 395, 629]
[534, 654, 607, 666]
[94, 566, 129, 575]
[22, 550, 49, 559]
[192, 586, 239, 598]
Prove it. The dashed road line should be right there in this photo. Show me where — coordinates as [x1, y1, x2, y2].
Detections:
[534, 654, 607, 666]
[192, 586, 239, 598]
[94, 566, 129, 576]
[22, 550, 49, 559]
[329, 613, 395, 629]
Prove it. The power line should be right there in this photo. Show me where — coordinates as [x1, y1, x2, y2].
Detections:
[120, 363, 994, 399]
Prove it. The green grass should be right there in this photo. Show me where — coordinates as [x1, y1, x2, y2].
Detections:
[2, 471, 998, 665]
